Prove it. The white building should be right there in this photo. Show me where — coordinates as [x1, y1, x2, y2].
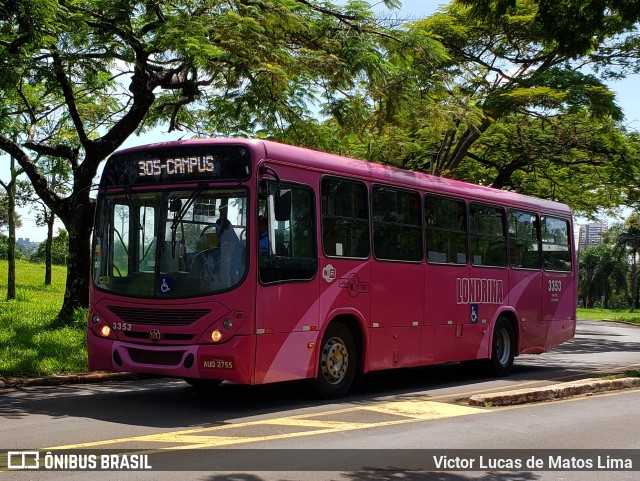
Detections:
[578, 223, 608, 250]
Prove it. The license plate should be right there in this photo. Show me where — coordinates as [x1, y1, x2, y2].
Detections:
[201, 356, 234, 370]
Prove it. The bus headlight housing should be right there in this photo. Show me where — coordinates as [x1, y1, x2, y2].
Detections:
[211, 329, 223, 342]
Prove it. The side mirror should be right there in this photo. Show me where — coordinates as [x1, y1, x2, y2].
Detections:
[275, 188, 291, 222]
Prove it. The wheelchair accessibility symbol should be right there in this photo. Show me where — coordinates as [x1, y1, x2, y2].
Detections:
[470, 304, 479, 324]
[160, 277, 173, 293]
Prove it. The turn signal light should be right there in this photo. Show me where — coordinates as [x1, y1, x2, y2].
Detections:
[211, 329, 222, 342]
[100, 325, 111, 337]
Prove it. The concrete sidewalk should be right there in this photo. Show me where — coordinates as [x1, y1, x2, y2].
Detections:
[468, 377, 640, 407]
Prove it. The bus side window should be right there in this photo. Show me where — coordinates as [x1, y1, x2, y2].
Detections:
[541, 216, 572, 271]
[470, 203, 506, 267]
[321, 177, 369, 259]
[508, 210, 541, 269]
[372, 185, 422, 262]
[425, 195, 467, 265]
[259, 181, 317, 284]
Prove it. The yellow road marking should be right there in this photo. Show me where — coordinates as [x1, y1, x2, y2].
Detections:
[39, 399, 486, 451]
[2, 387, 639, 472]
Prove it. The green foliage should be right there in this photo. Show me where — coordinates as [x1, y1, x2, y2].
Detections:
[458, 0, 640, 56]
[31, 229, 69, 265]
[457, 112, 639, 214]
[0, 259, 87, 377]
[0, 234, 23, 260]
[579, 243, 628, 309]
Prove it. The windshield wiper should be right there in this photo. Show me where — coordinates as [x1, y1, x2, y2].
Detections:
[170, 182, 208, 257]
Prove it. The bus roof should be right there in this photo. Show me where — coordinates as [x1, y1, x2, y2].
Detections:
[113, 138, 572, 217]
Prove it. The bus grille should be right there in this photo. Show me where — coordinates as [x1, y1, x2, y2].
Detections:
[108, 306, 209, 326]
[128, 348, 185, 366]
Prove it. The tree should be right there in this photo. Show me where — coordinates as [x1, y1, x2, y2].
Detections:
[579, 243, 627, 308]
[459, 0, 640, 56]
[612, 214, 640, 310]
[32, 228, 68, 266]
[288, 0, 638, 215]
[0, 0, 402, 323]
[456, 112, 640, 215]
[0, 154, 24, 300]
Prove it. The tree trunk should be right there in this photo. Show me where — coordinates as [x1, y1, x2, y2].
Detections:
[3, 155, 19, 300]
[54, 193, 95, 325]
[6, 188, 16, 300]
[45, 209, 54, 285]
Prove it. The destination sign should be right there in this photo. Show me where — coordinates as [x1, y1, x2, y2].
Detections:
[100, 144, 252, 187]
[137, 156, 219, 177]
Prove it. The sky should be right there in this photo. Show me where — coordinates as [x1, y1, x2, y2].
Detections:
[3, 0, 639, 243]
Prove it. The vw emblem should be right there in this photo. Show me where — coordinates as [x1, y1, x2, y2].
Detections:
[149, 329, 161, 343]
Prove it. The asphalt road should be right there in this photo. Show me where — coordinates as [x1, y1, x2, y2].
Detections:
[2, 320, 639, 480]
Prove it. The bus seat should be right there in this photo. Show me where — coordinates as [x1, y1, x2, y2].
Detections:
[197, 232, 220, 251]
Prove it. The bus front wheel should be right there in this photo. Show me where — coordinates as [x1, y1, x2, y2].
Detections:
[487, 318, 515, 376]
[314, 323, 357, 399]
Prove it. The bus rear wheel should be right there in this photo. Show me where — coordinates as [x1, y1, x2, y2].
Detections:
[314, 323, 357, 399]
[487, 318, 515, 376]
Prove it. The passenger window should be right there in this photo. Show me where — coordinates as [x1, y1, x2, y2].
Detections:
[259, 181, 317, 284]
[542, 217, 572, 271]
[470, 204, 506, 267]
[425, 195, 467, 264]
[508, 211, 541, 269]
[372, 186, 422, 262]
[321, 178, 369, 258]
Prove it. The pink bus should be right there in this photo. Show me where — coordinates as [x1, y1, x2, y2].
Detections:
[87, 139, 576, 398]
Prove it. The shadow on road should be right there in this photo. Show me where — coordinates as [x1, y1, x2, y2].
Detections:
[1, 320, 638, 429]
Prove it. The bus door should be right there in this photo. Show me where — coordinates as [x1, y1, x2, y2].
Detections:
[369, 186, 424, 370]
[508, 210, 545, 354]
[254, 182, 320, 384]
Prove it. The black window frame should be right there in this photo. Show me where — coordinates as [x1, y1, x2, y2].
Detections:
[508, 209, 542, 270]
[258, 180, 318, 285]
[541, 216, 573, 272]
[321, 176, 370, 259]
[371, 184, 423, 263]
[424, 194, 468, 265]
[469, 202, 507, 268]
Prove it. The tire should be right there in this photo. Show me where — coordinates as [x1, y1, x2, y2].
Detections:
[314, 323, 358, 399]
[183, 378, 223, 389]
[486, 317, 516, 377]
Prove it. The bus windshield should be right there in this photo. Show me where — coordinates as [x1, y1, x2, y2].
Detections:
[93, 187, 247, 298]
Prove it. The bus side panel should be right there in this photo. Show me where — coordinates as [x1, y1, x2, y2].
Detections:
[543, 270, 577, 350]
[254, 281, 320, 384]
[425, 264, 469, 363]
[254, 331, 320, 383]
[368, 262, 423, 370]
[318, 258, 371, 366]
[509, 269, 546, 354]
[429, 266, 507, 363]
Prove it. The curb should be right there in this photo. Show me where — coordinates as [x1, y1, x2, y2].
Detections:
[468, 377, 640, 407]
[0, 372, 138, 389]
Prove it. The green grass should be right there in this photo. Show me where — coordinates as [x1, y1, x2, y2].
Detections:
[577, 308, 640, 325]
[0, 259, 88, 378]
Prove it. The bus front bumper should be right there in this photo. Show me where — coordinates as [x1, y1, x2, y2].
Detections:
[86, 330, 255, 384]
